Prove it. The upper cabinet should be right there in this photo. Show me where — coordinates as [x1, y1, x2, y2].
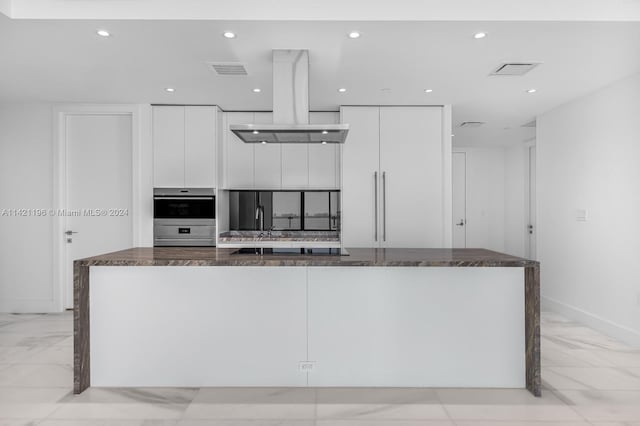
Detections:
[153, 105, 217, 188]
[341, 106, 451, 248]
[223, 111, 339, 189]
[281, 111, 340, 189]
[253, 112, 281, 189]
[223, 112, 254, 189]
[309, 112, 339, 188]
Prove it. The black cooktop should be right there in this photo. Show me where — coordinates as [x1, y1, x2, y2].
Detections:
[231, 247, 343, 256]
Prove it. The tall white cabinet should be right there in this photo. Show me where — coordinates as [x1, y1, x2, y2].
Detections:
[153, 105, 217, 188]
[341, 106, 451, 248]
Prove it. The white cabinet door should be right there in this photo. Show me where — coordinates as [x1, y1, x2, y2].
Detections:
[308, 112, 339, 188]
[380, 107, 443, 248]
[91, 266, 308, 387]
[185, 106, 216, 188]
[307, 267, 525, 387]
[281, 142, 308, 188]
[253, 112, 282, 189]
[341, 107, 380, 247]
[224, 112, 254, 188]
[153, 106, 185, 187]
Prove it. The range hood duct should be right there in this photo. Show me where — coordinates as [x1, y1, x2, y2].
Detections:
[230, 49, 349, 144]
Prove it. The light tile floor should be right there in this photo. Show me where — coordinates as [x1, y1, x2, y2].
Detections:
[1, 311, 640, 425]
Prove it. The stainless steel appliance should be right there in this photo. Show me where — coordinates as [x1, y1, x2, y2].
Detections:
[153, 188, 216, 246]
[229, 50, 349, 144]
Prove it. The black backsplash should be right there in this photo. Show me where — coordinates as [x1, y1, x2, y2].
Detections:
[229, 190, 340, 231]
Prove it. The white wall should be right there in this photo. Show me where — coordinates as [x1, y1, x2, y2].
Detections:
[537, 72, 640, 347]
[0, 103, 152, 313]
[0, 103, 56, 312]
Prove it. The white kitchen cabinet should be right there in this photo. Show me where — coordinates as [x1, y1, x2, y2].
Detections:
[281, 140, 308, 188]
[341, 107, 380, 247]
[223, 112, 254, 188]
[224, 111, 339, 189]
[153, 105, 217, 188]
[253, 112, 281, 188]
[185, 106, 216, 187]
[308, 112, 339, 188]
[280, 111, 339, 189]
[341, 106, 447, 248]
[153, 106, 185, 187]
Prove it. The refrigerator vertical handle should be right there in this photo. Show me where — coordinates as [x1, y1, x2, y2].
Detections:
[374, 171, 378, 242]
[382, 171, 387, 242]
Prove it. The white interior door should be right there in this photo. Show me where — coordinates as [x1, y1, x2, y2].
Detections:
[527, 145, 537, 259]
[64, 114, 133, 308]
[452, 151, 467, 248]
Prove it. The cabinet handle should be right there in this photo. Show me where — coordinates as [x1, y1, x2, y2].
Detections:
[374, 171, 378, 242]
[382, 171, 387, 242]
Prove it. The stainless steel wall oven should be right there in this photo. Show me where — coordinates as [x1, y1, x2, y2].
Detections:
[153, 188, 216, 246]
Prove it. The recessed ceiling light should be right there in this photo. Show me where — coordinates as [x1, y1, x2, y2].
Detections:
[526, 88, 537, 93]
[321, 130, 328, 135]
[348, 31, 361, 39]
[321, 141, 327, 145]
[261, 141, 267, 144]
[223, 31, 236, 39]
[165, 87, 175, 93]
[338, 88, 347, 93]
[252, 88, 261, 93]
[474, 32, 487, 39]
[96, 30, 110, 37]
[451, 134, 455, 137]
[424, 89, 433, 93]
[252, 130, 259, 135]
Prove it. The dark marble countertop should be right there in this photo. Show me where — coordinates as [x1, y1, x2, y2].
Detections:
[218, 230, 340, 243]
[75, 247, 538, 267]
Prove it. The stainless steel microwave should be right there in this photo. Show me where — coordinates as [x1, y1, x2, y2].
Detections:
[153, 188, 216, 246]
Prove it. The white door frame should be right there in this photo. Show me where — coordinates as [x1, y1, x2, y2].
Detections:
[52, 104, 149, 311]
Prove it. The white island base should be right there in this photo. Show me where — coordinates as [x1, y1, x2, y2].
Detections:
[89, 266, 525, 389]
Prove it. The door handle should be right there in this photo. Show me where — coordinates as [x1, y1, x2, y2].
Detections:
[382, 171, 386, 242]
[374, 171, 378, 242]
[65, 230, 78, 236]
[456, 220, 465, 227]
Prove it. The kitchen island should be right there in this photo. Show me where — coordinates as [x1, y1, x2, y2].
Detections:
[74, 247, 540, 396]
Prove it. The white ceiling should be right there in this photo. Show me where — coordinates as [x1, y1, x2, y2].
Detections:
[1, 15, 639, 147]
[3, 0, 640, 21]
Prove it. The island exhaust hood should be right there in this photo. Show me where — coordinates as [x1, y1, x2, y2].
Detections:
[230, 49, 349, 144]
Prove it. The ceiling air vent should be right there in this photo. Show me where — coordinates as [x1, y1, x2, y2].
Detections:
[491, 62, 540, 76]
[207, 62, 248, 76]
[460, 121, 485, 128]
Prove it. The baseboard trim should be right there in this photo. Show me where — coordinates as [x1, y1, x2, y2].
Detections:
[0, 300, 61, 314]
[542, 295, 640, 348]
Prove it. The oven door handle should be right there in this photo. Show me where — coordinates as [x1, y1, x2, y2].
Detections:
[153, 197, 214, 200]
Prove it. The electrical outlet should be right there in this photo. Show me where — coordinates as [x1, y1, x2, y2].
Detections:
[298, 361, 316, 373]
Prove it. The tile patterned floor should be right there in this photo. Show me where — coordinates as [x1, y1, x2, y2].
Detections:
[1, 311, 639, 425]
